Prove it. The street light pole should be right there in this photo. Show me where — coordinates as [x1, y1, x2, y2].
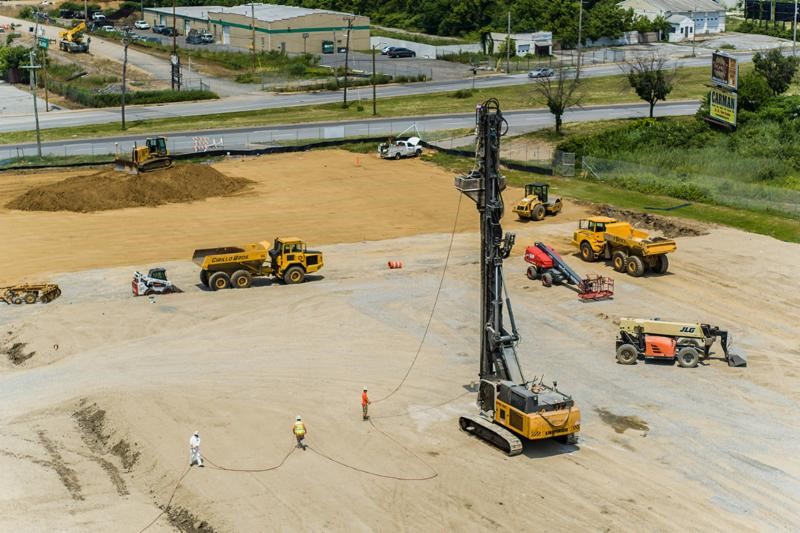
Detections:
[372, 44, 377, 115]
[342, 15, 354, 108]
[506, 11, 511, 74]
[577, 0, 583, 79]
[121, 35, 129, 130]
[22, 51, 43, 157]
[690, 10, 696, 57]
[793, 0, 798, 56]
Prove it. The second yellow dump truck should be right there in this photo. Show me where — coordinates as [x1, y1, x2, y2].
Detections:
[192, 237, 323, 290]
[572, 216, 676, 277]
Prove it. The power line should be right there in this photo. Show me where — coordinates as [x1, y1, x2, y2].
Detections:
[373, 192, 463, 404]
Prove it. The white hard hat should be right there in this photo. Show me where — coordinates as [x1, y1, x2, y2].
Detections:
[194, 431, 199, 436]
[363, 386, 368, 391]
[296, 415, 302, 421]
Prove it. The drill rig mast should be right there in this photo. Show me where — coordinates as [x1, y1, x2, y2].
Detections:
[455, 99, 580, 455]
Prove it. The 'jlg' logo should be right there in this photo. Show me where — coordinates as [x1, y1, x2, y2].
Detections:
[680, 326, 696, 333]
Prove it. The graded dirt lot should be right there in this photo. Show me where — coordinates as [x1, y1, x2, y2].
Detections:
[1, 150, 799, 532]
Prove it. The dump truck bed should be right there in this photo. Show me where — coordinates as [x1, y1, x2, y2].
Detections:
[604, 231, 676, 256]
[192, 242, 269, 270]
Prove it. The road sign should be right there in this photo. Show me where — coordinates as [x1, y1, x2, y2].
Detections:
[710, 89, 737, 127]
[37, 36, 49, 49]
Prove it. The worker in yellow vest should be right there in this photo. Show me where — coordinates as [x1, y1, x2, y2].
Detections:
[293, 415, 307, 450]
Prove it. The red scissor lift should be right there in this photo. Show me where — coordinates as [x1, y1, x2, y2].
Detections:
[524, 242, 614, 301]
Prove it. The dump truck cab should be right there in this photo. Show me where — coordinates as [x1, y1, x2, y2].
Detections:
[512, 182, 562, 220]
[269, 237, 324, 284]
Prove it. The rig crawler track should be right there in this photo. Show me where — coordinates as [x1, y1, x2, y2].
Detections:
[459, 415, 523, 456]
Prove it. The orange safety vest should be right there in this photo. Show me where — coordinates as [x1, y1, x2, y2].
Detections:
[362, 391, 369, 406]
[293, 421, 306, 437]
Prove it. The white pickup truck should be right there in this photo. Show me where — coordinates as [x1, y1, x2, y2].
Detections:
[378, 136, 422, 159]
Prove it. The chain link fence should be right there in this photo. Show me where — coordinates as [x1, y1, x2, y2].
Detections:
[580, 155, 800, 218]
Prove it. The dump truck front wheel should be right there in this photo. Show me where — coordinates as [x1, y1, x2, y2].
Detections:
[209, 272, 231, 291]
[626, 255, 645, 277]
[532, 204, 546, 221]
[612, 251, 627, 272]
[616, 344, 638, 365]
[231, 270, 252, 289]
[677, 347, 700, 368]
[580, 241, 595, 262]
[284, 266, 305, 284]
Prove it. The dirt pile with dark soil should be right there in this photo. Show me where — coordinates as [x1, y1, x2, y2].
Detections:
[594, 205, 708, 238]
[4, 342, 35, 365]
[6, 164, 253, 213]
[73, 399, 140, 472]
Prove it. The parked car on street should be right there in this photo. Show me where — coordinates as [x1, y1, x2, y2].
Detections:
[100, 25, 116, 33]
[200, 31, 214, 43]
[387, 47, 415, 58]
[161, 27, 178, 37]
[381, 46, 396, 55]
[528, 67, 554, 78]
[152, 24, 166, 34]
[91, 12, 106, 21]
[186, 29, 203, 44]
[134, 20, 150, 30]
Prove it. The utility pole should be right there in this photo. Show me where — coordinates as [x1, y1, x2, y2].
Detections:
[141, 0, 144, 22]
[372, 44, 377, 115]
[172, 0, 177, 57]
[506, 11, 511, 74]
[577, 0, 583, 79]
[84, 0, 88, 24]
[793, 0, 797, 55]
[342, 15, 354, 108]
[121, 34, 129, 130]
[303, 32, 309, 55]
[21, 51, 43, 157]
[251, 3, 256, 72]
[33, 9, 49, 112]
[690, 9, 696, 57]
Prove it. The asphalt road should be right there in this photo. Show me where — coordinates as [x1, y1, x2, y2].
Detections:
[0, 55, 717, 135]
[1, 101, 699, 160]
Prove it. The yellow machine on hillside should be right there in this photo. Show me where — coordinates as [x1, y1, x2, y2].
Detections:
[192, 237, 324, 290]
[572, 216, 676, 277]
[59, 22, 89, 53]
[114, 137, 172, 173]
[512, 182, 562, 220]
[455, 100, 580, 456]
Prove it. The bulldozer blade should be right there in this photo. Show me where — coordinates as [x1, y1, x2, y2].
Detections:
[114, 161, 139, 175]
[727, 349, 747, 367]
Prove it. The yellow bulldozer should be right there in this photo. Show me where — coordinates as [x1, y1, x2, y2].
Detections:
[114, 137, 172, 174]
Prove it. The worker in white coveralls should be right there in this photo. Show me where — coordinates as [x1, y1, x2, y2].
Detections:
[189, 431, 204, 467]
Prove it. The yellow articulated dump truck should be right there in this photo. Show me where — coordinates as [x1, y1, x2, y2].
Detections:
[572, 216, 676, 277]
[192, 237, 323, 290]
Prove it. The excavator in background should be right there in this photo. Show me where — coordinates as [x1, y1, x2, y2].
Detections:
[524, 242, 614, 301]
[114, 137, 172, 174]
[59, 22, 90, 53]
[512, 182, 562, 221]
[454, 99, 580, 455]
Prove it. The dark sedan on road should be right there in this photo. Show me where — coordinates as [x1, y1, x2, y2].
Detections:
[528, 67, 554, 78]
[388, 47, 416, 58]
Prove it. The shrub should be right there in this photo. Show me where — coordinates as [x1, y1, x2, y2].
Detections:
[451, 88, 474, 99]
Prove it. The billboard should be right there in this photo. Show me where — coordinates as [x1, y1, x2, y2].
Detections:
[710, 89, 737, 127]
[712, 52, 738, 90]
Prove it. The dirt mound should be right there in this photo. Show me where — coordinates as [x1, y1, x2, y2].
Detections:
[6, 164, 253, 213]
[594, 205, 708, 238]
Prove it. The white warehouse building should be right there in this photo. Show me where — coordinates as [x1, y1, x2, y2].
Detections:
[619, 0, 726, 42]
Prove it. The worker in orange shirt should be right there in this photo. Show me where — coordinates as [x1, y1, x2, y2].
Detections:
[361, 386, 370, 420]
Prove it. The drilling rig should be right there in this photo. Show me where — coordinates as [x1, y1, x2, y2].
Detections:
[455, 99, 581, 455]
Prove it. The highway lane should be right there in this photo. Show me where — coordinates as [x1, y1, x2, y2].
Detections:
[1, 101, 699, 160]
